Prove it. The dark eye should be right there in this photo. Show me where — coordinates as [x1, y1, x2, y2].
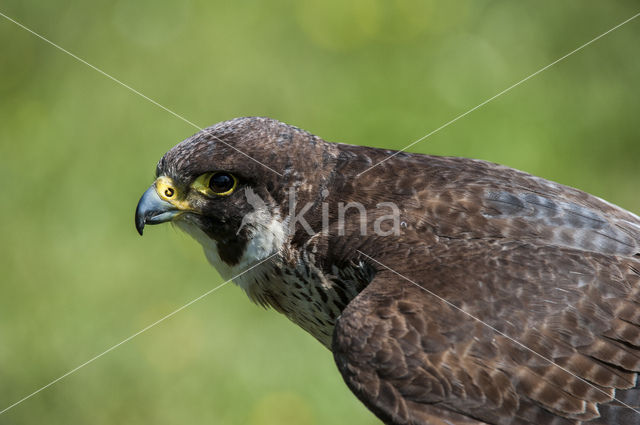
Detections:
[208, 172, 236, 194]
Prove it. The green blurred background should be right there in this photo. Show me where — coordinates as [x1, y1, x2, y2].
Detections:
[1, 1, 639, 424]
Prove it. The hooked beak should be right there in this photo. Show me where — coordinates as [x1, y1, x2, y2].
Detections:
[135, 185, 180, 235]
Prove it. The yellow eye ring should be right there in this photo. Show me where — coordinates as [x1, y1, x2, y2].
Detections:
[192, 172, 238, 197]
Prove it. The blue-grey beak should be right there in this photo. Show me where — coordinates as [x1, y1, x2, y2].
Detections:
[135, 185, 180, 235]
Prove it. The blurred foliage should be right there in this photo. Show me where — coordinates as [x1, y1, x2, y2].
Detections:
[1, 1, 639, 424]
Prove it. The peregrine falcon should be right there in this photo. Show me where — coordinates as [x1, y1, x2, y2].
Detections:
[135, 117, 640, 425]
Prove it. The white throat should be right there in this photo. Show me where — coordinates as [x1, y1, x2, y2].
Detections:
[174, 215, 288, 293]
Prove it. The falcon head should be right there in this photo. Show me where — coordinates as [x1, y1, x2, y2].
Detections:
[135, 117, 377, 347]
[135, 116, 338, 280]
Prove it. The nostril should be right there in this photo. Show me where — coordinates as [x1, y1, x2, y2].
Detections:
[164, 188, 175, 198]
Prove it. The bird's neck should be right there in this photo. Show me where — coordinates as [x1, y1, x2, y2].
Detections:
[239, 249, 372, 348]
[176, 218, 372, 348]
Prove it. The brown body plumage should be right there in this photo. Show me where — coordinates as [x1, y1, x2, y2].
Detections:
[136, 117, 640, 424]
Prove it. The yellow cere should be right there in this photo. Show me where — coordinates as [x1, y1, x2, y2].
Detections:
[154, 176, 192, 210]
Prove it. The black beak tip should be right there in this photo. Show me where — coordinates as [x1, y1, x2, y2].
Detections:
[135, 211, 145, 236]
[135, 195, 147, 236]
